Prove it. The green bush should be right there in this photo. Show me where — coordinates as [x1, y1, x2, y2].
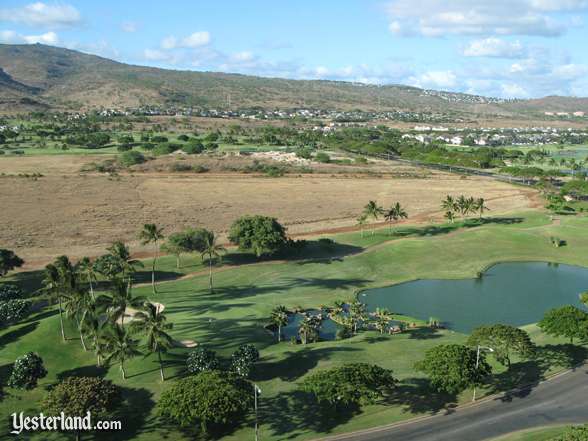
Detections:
[119, 150, 145, 167]
[228, 215, 288, 257]
[187, 347, 220, 374]
[315, 152, 331, 163]
[182, 141, 204, 154]
[0, 299, 31, 325]
[8, 352, 47, 389]
[177, 134, 190, 142]
[230, 344, 259, 378]
[153, 143, 179, 155]
[0, 284, 24, 302]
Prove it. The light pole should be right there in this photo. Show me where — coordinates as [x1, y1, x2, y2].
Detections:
[472, 345, 493, 402]
[254, 384, 261, 441]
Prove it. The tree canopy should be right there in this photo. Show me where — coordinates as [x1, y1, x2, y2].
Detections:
[228, 215, 287, 257]
[300, 363, 396, 408]
[157, 371, 252, 433]
[539, 305, 588, 344]
[0, 249, 24, 277]
[467, 324, 535, 367]
[415, 344, 491, 395]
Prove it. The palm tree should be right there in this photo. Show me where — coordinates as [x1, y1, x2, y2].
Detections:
[200, 233, 226, 293]
[356, 214, 368, 238]
[349, 301, 367, 334]
[63, 288, 92, 351]
[441, 195, 457, 221]
[138, 224, 165, 294]
[104, 324, 141, 380]
[374, 308, 392, 334]
[298, 315, 321, 344]
[444, 211, 455, 224]
[456, 195, 469, 217]
[80, 300, 105, 366]
[131, 302, 173, 381]
[475, 198, 490, 219]
[384, 202, 408, 234]
[99, 278, 146, 328]
[362, 200, 384, 235]
[76, 257, 97, 300]
[270, 305, 289, 342]
[41, 263, 67, 341]
[107, 241, 143, 293]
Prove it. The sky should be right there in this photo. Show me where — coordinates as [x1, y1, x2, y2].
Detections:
[0, 0, 587, 98]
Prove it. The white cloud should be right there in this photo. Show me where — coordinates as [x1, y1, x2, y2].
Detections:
[0, 30, 18, 43]
[385, 0, 584, 37]
[501, 83, 530, 98]
[232, 51, 254, 62]
[160, 36, 177, 50]
[0, 2, 80, 29]
[181, 31, 210, 48]
[143, 49, 173, 62]
[410, 70, 457, 89]
[22, 30, 58, 44]
[463, 38, 525, 58]
[121, 21, 137, 33]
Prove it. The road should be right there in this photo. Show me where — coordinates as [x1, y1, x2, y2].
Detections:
[322, 364, 588, 441]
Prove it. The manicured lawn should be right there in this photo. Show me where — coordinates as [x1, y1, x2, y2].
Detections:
[1, 210, 588, 440]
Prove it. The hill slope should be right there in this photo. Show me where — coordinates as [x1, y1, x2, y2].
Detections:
[0, 43, 587, 117]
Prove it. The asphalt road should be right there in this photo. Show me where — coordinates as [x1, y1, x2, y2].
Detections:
[323, 365, 588, 441]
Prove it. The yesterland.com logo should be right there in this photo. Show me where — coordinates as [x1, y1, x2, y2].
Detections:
[10, 411, 122, 435]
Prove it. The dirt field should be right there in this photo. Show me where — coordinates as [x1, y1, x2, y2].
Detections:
[0, 154, 539, 268]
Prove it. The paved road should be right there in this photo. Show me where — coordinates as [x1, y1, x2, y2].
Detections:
[323, 365, 588, 441]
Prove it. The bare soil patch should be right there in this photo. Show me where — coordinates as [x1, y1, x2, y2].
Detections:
[0, 154, 537, 268]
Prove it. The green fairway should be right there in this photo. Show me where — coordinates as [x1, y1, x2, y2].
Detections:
[1, 210, 588, 440]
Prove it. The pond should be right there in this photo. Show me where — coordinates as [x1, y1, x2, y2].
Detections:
[281, 310, 341, 341]
[361, 262, 588, 334]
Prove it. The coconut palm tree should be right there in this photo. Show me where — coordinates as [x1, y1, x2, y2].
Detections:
[349, 301, 367, 334]
[384, 202, 408, 234]
[441, 195, 457, 213]
[362, 200, 384, 235]
[76, 257, 97, 300]
[444, 211, 455, 224]
[79, 299, 105, 366]
[104, 324, 141, 380]
[41, 263, 67, 341]
[131, 302, 173, 381]
[63, 288, 93, 351]
[107, 241, 143, 293]
[374, 308, 393, 334]
[298, 315, 321, 344]
[356, 214, 368, 238]
[200, 232, 226, 293]
[270, 305, 289, 342]
[475, 198, 490, 219]
[98, 278, 146, 328]
[138, 224, 165, 294]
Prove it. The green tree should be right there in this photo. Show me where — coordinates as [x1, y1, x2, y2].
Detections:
[475, 198, 490, 219]
[98, 278, 146, 328]
[415, 344, 491, 395]
[362, 200, 384, 235]
[104, 324, 141, 380]
[161, 232, 191, 268]
[444, 210, 455, 224]
[552, 425, 588, 441]
[374, 308, 393, 334]
[539, 305, 588, 344]
[187, 346, 220, 374]
[42, 377, 120, 441]
[384, 202, 408, 234]
[270, 305, 289, 342]
[131, 302, 173, 381]
[467, 324, 534, 368]
[107, 241, 143, 293]
[298, 314, 322, 344]
[579, 292, 588, 307]
[0, 249, 24, 277]
[228, 215, 287, 257]
[300, 363, 396, 408]
[356, 214, 368, 238]
[8, 352, 47, 390]
[441, 195, 457, 221]
[76, 257, 97, 300]
[139, 223, 165, 294]
[231, 344, 260, 378]
[349, 301, 367, 334]
[157, 371, 252, 434]
[200, 232, 226, 293]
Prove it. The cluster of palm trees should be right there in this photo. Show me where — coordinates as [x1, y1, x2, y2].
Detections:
[41, 230, 174, 382]
[358, 201, 409, 236]
[441, 195, 489, 224]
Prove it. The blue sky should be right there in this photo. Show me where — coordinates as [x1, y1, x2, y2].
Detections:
[0, 0, 587, 98]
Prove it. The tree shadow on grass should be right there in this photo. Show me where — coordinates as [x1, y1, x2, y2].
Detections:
[392, 217, 524, 239]
[386, 377, 458, 415]
[253, 346, 361, 382]
[99, 387, 157, 441]
[406, 327, 443, 340]
[0, 322, 38, 350]
[56, 364, 108, 382]
[263, 389, 361, 439]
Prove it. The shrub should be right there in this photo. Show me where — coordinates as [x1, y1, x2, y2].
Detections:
[336, 326, 353, 340]
[193, 165, 209, 173]
[119, 150, 145, 167]
[315, 152, 331, 163]
[0, 150, 5, 155]
[230, 344, 260, 378]
[228, 215, 288, 257]
[158, 371, 251, 433]
[153, 143, 178, 156]
[116, 144, 132, 152]
[296, 147, 313, 159]
[8, 352, 47, 389]
[0, 284, 24, 301]
[170, 162, 192, 172]
[42, 377, 120, 418]
[151, 135, 168, 143]
[182, 141, 204, 154]
[0, 299, 31, 325]
[300, 363, 396, 408]
[355, 157, 368, 164]
[177, 134, 190, 142]
[552, 425, 588, 441]
[187, 347, 220, 374]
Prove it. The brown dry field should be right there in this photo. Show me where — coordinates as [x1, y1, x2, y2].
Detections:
[0, 154, 539, 269]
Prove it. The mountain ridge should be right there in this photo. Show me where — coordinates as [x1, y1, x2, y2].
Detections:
[0, 43, 587, 117]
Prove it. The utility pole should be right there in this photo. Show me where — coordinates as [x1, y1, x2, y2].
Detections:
[472, 345, 493, 402]
[254, 384, 261, 441]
